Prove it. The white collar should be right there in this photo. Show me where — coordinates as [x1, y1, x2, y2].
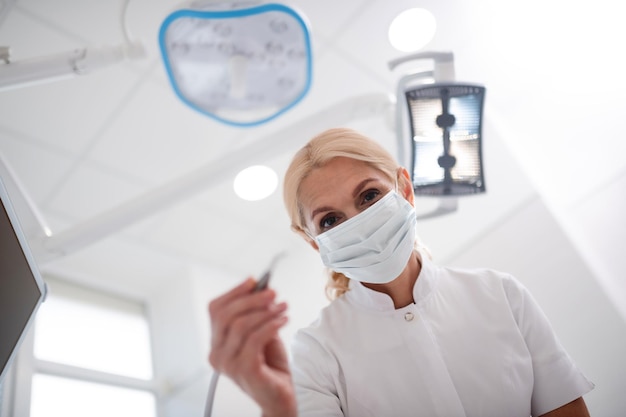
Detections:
[344, 251, 438, 312]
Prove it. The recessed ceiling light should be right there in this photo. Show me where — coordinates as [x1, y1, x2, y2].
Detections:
[233, 165, 278, 201]
[388, 8, 437, 52]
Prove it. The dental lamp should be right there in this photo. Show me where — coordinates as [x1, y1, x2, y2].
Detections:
[159, 1, 313, 127]
[390, 52, 486, 219]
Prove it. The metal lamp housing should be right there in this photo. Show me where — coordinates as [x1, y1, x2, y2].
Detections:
[405, 83, 486, 196]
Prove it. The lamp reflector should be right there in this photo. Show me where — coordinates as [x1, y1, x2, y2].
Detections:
[406, 84, 486, 196]
[159, 2, 313, 127]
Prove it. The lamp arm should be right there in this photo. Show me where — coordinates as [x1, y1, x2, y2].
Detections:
[388, 51, 455, 82]
[30, 93, 394, 263]
[0, 42, 145, 92]
[415, 197, 458, 221]
[395, 70, 434, 169]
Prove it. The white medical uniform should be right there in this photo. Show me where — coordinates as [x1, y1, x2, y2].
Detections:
[291, 254, 594, 417]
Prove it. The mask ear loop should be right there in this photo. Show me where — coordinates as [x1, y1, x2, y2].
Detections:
[292, 224, 320, 250]
[303, 228, 316, 241]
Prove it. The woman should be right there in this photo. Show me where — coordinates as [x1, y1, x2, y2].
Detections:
[208, 128, 594, 417]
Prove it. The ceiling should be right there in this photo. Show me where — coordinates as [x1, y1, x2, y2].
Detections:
[1, 0, 625, 414]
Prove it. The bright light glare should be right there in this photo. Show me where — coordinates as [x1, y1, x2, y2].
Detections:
[233, 165, 278, 201]
[388, 8, 437, 52]
[31, 374, 156, 417]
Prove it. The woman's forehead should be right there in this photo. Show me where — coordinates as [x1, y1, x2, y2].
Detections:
[305, 156, 379, 183]
[298, 158, 390, 205]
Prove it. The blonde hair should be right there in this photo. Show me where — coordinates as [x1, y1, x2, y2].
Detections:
[283, 127, 428, 300]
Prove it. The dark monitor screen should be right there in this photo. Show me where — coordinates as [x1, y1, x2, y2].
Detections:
[0, 176, 46, 383]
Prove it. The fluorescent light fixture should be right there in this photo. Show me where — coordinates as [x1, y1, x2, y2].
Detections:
[159, 2, 313, 127]
[388, 8, 437, 52]
[233, 165, 278, 201]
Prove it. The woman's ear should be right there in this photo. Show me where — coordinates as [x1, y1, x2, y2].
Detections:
[291, 225, 319, 252]
[397, 167, 415, 207]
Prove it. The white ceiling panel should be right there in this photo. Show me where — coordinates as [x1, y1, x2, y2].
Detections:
[125, 0, 205, 59]
[335, 0, 463, 85]
[90, 74, 243, 185]
[0, 128, 73, 205]
[0, 7, 81, 58]
[139, 200, 263, 272]
[0, 65, 143, 153]
[45, 161, 145, 222]
[305, 45, 392, 104]
[16, 0, 127, 45]
[286, 0, 375, 44]
[42, 234, 187, 300]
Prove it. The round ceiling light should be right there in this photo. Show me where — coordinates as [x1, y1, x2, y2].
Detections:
[388, 8, 437, 52]
[233, 165, 278, 201]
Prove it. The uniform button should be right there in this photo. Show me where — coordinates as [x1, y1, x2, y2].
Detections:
[404, 312, 415, 322]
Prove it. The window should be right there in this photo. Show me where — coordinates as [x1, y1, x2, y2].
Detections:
[9, 277, 157, 417]
[31, 374, 156, 417]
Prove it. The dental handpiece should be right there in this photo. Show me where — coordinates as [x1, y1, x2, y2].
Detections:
[253, 251, 285, 292]
[204, 252, 286, 417]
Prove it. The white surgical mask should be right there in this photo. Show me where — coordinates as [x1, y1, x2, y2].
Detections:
[313, 190, 417, 284]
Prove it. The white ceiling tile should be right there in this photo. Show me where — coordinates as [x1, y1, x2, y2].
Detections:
[287, 0, 374, 41]
[117, 208, 165, 241]
[16, 0, 129, 45]
[308, 46, 393, 100]
[0, 129, 73, 205]
[0, 64, 145, 153]
[46, 162, 145, 223]
[41, 234, 187, 301]
[139, 201, 258, 271]
[0, 7, 80, 59]
[329, 0, 458, 84]
[124, 0, 195, 59]
[90, 79, 243, 185]
[200, 182, 286, 231]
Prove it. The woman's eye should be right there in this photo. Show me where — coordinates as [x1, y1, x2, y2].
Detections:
[362, 189, 380, 204]
[320, 215, 338, 230]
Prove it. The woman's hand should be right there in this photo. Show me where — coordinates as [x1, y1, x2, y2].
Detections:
[208, 278, 297, 417]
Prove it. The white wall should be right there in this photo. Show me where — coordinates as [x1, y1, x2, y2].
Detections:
[147, 267, 216, 417]
[443, 194, 626, 416]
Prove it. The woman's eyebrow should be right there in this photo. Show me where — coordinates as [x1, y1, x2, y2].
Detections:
[352, 178, 378, 198]
[311, 205, 333, 220]
[310, 178, 379, 220]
